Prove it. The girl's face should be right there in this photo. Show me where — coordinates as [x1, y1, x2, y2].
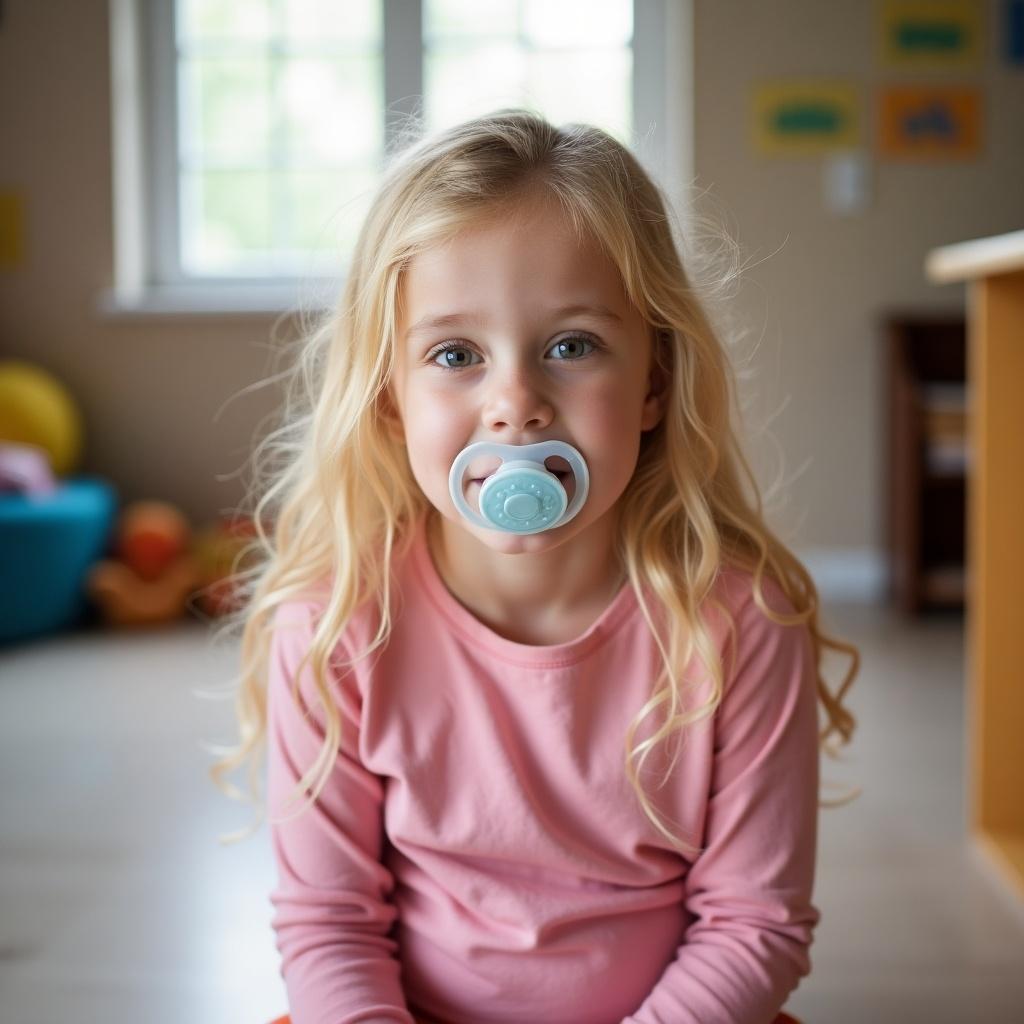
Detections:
[387, 192, 666, 553]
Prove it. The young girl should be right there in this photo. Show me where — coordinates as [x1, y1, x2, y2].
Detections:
[211, 108, 859, 1024]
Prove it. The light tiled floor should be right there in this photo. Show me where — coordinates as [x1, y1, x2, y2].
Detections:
[1, 600, 1022, 1023]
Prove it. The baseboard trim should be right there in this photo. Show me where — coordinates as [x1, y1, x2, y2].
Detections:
[794, 547, 888, 605]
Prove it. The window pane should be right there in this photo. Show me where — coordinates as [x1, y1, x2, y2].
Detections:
[181, 170, 272, 275]
[522, 0, 631, 48]
[283, 0, 380, 43]
[281, 164, 379, 262]
[178, 0, 272, 41]
[425, 0, 518, 39]
[180, 57, 271, 166]
[282, 55, 382, 165]
[423, 0, 632, 141]
[530, 47, 632, 144]
[176, 0, 382, 278]
[424, 42, 525, 131]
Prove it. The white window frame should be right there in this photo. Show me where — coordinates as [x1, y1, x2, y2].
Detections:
[99, 0, 693, 319]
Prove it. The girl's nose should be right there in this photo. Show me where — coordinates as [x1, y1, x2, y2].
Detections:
[481, 369, 554, 434]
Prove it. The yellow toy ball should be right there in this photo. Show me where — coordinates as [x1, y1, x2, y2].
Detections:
[0, 360, 83, 476]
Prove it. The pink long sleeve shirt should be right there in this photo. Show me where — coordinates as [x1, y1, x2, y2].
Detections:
[266, 517, 821, 1024]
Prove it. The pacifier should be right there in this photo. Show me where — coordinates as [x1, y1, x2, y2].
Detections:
[448, 440, 590, 535]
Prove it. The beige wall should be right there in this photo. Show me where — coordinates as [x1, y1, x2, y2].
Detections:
[1, 1, 1022, 599]
[692, 0, 1024, 596]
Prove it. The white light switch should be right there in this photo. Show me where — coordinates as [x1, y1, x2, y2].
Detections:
[823, 150, 871, 216]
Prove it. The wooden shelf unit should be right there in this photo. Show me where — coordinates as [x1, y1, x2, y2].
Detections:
[885, 314, 968, 615]
[925, 229, 1024, 905]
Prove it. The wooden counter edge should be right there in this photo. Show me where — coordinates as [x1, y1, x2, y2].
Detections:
[925, 228, 1024, 284]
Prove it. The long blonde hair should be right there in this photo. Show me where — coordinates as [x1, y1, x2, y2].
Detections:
[207, 108, 860, 853]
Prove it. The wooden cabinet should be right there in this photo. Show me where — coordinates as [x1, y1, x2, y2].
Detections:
[885, 313, 968, 615]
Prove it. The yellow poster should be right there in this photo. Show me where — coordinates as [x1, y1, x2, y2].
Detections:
[752, 82, 860, 156]
[879, 0, 983, 68]
[878, 87, 981, 158]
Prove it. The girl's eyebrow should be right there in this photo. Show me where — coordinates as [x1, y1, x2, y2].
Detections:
[404, 303, 623, 341]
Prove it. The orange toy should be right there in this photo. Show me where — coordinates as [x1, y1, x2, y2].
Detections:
[87, 499, 202, 627]
[87, 556, 202, 626]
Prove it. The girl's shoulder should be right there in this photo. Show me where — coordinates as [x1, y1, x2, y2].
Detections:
[270, 570, 399, 662]
[710, 562, 798, 615]
[268, 579, 359, 641]
[268, 531, 421, 655]
[700, 567, 815, 718]
[700, 564, 806, 664]
[268, 577, 333, 631]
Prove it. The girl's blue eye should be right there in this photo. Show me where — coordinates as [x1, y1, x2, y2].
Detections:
[430, 334, 596, 370]
[432, 343, 478, 369]
[550, 336, 593, 360]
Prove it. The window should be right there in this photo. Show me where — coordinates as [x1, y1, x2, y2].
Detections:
[104, 0, 692, 315]
[172, 0, 385, 279]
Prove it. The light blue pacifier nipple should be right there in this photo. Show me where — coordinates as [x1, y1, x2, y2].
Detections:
[448, 440, 590, 535]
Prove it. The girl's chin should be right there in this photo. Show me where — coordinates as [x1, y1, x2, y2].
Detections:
[442, 515, 576, 553]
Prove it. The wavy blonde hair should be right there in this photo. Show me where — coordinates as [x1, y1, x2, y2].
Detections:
[206, 108, 860, 853]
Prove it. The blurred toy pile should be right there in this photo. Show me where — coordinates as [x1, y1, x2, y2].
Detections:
[0, 359, 259, 645]
[86, 501, 258, 626]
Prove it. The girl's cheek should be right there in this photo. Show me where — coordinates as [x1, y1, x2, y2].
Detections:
[406, 399, 467, 458]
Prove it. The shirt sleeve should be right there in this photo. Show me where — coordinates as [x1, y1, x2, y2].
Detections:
[622, 581, 822, 1024]
[266, 599, 416, 1024]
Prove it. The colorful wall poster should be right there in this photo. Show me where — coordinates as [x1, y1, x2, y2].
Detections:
[878, 86, 981, 157]
[752, 82, 860, 156]
[879, 0, 983, 69]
